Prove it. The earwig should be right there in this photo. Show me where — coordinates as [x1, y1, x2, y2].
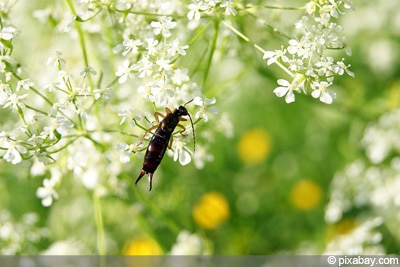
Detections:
[135, 100, 195, 191]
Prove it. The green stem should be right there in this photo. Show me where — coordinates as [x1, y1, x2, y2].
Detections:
[65, 0, 94, 88]
[203, 19, 219, 87]
[222, 20, 266, 54]
[245, 4, 305, 11]
[93, 192, 106, 255]
[187, 20, 213, 46]
[222, 21, 293, 77]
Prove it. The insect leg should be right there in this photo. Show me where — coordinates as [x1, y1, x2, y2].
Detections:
[154, 111, 165, 122]
[140, 124, 158, 143]
[176, 123, 188, 135]
[140, 110, 165, 143]
[168, 135, 174, 149]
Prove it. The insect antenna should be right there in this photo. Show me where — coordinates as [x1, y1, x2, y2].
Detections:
[187, 112, 195, 152]
[184, 99, 195, 152]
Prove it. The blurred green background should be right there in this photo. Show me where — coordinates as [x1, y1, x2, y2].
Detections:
[1, 0, 400, 255]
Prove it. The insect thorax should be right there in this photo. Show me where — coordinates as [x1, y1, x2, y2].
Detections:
[161, 113, 180, 133]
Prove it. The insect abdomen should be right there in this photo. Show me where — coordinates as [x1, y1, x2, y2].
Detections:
[142, 128, 170, 173]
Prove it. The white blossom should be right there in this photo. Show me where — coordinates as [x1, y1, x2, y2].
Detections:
[3, 140, 27, 164]
[36, 176, 59, 207]
[193, 96, 218, 122]
[150, 16, 177, 38]
[172, 139, 192, 166]
[169, 230, 204, 255]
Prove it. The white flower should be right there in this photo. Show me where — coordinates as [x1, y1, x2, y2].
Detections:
[171, 68, 190, 85]
[42, 239, 88, 255]
[56, 116, 74, 135]
[221, 0, 237, 16]
[116, 142, 143, 163]
[311, 81, 335, 104]
[122, 39, 143, 56]
[144, 37, 159, 56]
[361, 110, 400, 164]
[16, 79, 35, 91]
[3, 140, 27, 164]
[187, 1, 207, 21]
[0, 26, 16, 40]
[193, 96, 218, 122]
[81, 168, 98, 189]
[46, 51, 66, 68]
[3, 93, 28, 112]
[155, 58, 171, 71]
[132, 56, 153, 78]
[315, 56, 334, 77]
[0, 82, 11, 105]
[167, 39, 189, 57]
[36, 177, 59, 207]
[150, 16, 177, 38]
[151, 80, 174, 106]
[137, 82, 155, 101]
[334, 59, 355, 77]
[169, 230, 204, 255]
[273, 79, 297, 104]
[172, 139, 192, 166]
[115, 60, 134, 84]
[263, 48, 289, 65]
[287, 39, 306, 57]
[117, 108, 142, 126]
[80, 67, 97, 78]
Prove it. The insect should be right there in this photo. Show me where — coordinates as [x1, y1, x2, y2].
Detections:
[135, 100, 195, 191]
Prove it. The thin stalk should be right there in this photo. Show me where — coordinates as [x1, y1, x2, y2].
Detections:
[65, 0, 94, 88]
[222, 21, 293, 77]
[93, 192, 106, 255]
[203, 19, 219, 87]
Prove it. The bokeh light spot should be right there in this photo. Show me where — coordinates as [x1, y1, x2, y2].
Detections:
[124, 237, 163, 255]
[291, 179, 322, 210]
[237, 129, 272, 165]
[192, 192, 230, 229]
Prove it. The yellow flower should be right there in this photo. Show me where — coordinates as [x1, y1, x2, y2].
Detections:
[192, 192, 229, 229]
[124, 237, 163, 255]
[290, 179, 322, 210]
[237, 129, 271, 165]
[387, 81, 400, 109]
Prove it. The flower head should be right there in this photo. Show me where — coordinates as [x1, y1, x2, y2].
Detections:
[36, 175, 60, 207]
[150, 16, 177, 38]
[193, 96, 218, 122]
[273, 79, 299, 104]
[311, 80, 335, 104]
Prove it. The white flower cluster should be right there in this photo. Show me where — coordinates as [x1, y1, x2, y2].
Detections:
[115, 15, 193, 107]
[362, 110, 400, 164]
[324, 217, 384, 255]
[0, 211, 48, 254]
[187, 0, 237, 21]
[114, 5, 220, 167]
[0, 0, 224, 208]
[264, 0, 354, 104]
[169, 230, 205, 255]
[325, 109, 400, 252]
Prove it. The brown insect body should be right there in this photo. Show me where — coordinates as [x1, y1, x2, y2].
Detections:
[135, 104, 194, 191]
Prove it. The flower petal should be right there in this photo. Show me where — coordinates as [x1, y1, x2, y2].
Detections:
[285, 90, 296, 103]
[273, 86, 289, 97]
